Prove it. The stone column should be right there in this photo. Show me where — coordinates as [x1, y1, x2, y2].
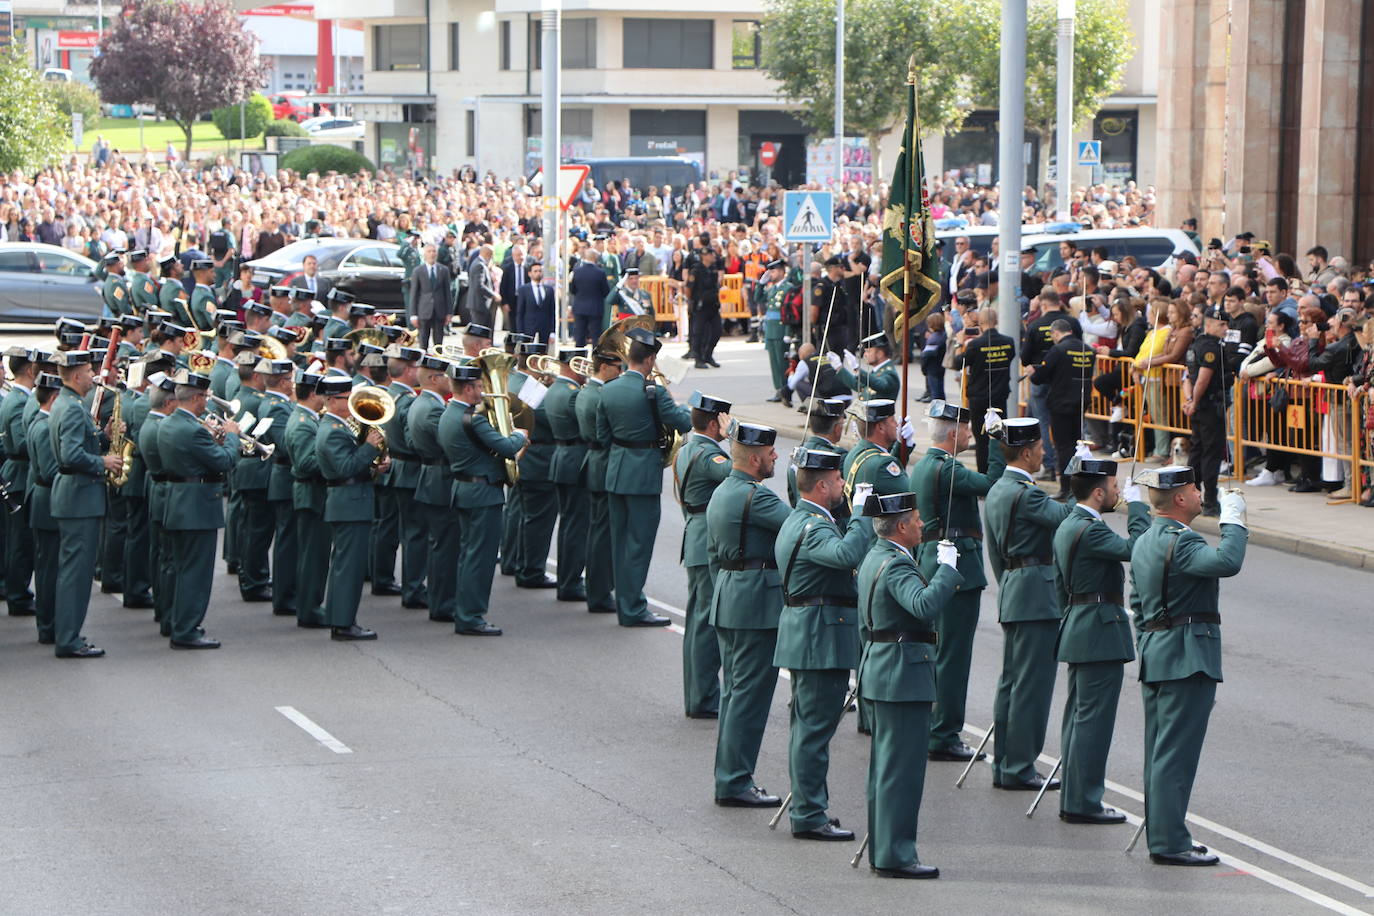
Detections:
[1221, 0, 1286, 244]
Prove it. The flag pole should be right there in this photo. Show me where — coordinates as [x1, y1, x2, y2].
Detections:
[898, 60, 918, 464]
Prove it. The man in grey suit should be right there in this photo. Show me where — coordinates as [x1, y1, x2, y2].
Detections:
[409, 245, 453, 350]
[465, 245, 496, 328]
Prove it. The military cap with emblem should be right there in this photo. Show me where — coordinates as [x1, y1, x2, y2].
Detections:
[254, 358, 294, 375]
[766, 258, 787, 271]
[360, 352, 386, 369]
[860, 331, 893, 351]
[213, 307, 239, 324]
[383, 344, 423, 361]
[35, 372, 64, 390]
[794, 449, 843, 471]
[418, 353, 448, 371]
[1000, 416, 1042, 446]
[730, 421, 776, 446]
[465, 323, 493, 339]
[269, 285, 291, 298]
[233, 350, 260, 367]
[558, 346, 589, 363]
[848, 398, 897, 422]
[32, 348, 55, 366]
[927, 398, 972, 423]
[290, 287, 314, 301]
[623, 267, 640, 276]
[158, 255, 178, 270]
[244, 300, 273, 316]
[317, 377, 353, 397]
[96, 316, 119, 332]
[504, 332, 533, 352]
[88, 336, 111, 349]
[324, 337, 352, 353]
[446, 362, 481, 382]
[326, 288, 355, 305]
[189, 258, 214, 272]
[149, 372, 177, 393]
[142, 350, 177, 373]
[379, 324, 404, 341]
[348, 303, 376, 318]
[172, 369, 212, 389]
[144, 308, 172, 327]
[1134, 465, 1196, 490]
[266, 325, 297, 344]
[813, 397, 848, 418]
[357, 342, 385, 358]
[517, 341, 547, 356]
[160, 321, 192, 338]
[126, 249, 149, 262]
[862, 491, 918, 517]
[687, 390, 732, 413]
[294, 366, 325, 388]
[625, 326, 661, 352]
[1065, 455, 1118, 477]
[2, 345, 34, 359]
[55, 317, 87, 337]
[230, 330, 264, 349]
[101, 249, 125, 264]
[117, 314, 144, 330]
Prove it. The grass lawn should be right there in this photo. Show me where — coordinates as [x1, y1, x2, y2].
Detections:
[72, 117, 264, 155]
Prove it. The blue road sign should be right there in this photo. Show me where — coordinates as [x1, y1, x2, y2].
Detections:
[783, 191, 834, 243]
[1077, 140, 1102, 167]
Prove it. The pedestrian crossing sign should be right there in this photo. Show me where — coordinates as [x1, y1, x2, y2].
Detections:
[783, 191, 834, 242]
[1077, 141, 1102, 167]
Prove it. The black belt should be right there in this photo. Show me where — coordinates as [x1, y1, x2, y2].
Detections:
[1005, 555, 1054, 570]
[869, 629, 937, 645]
[555, 437, 585, 446]
[456, 472, 502, 486]
[34, 478, 52, 488]
[530, 438, 554, 446]
[165, 473, 227, 484]
[274, 457, 292, 466]
[293, 474, 326, 484]
[1068, 591, 1124, 606]
[586, 443, 606, 451]
[151, 473, 168, 482]
[389, 451, 419, 462]
[612, 438, 658, 449]
[682, 503, 707, 515]
[58, 466, 100, 478]
[785, 594, 858, 608]
[922, 526, 982, 542]
[419, 457, 446, 466]
[7, 455, 28, 463]
[718, 557, 778, 571]
[326, 474, 373, 487]
[1139, 611, 1221, 632]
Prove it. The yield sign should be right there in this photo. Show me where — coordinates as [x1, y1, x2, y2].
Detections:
[531, 164, 591, 210]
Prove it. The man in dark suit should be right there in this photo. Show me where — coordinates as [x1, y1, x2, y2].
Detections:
[515, 261, 557, 342]
[499, 243, 531, 331]
[409, 245, 453, 350]
[288, 253, 332, 303]
[569, 257, 610, 346]
[464, 245, 496, 327]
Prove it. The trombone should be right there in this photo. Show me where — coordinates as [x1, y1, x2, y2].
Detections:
[206, 394, 276, 460]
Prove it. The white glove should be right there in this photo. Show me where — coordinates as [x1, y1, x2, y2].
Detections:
[1074, 441, 1093, 461]
[826, 351, 842, 371]
[1218, 489, 1247, 528]
[937, 539, 959, 568]
[851, 482, 873, 512]
[898, 416, 916, 448]
[1122, 480, 1143, 504]
[983, 407, 1003, 438]
[842, 349, 861, 373]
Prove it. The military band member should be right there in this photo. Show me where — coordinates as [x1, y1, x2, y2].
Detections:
[254, 359, 297, 616]
[316, 376, 388, 640]
[595, 327, 691, 627]
[233, 351, 275, 603]
[708, 422, 789, 807]
[443, 361, 528, 636]
[498, 333, 533, 577]
[674, 391, 733, 719]
[984, 417, 1073, 789]
[284, 288, 316, 330]
[373, 345, 426, 605]
[26, 373, 65, 644]
[543, 347, 591, 602]
[786, 397, 846, 508]
[158, 256, 192, 327]
[774, 449, 875, 838]
[357, 347, 388, 388]
[461, 323, 493, 358]
[321, 289, 358, 342]
[138, 372, 177, 634]
[575, 347, 621, 614]
[513, 341, 559, 590]
[1, 347, 37, 616]
[225, 333, 262, 403]
[287, 367, 330, 628]
[833, 332, 900, 399]
[128, 250, 159, 313]
[408, 353, 454, 621]
[267, 285, 293, 326]
[912, 400, 1006, 761]
[1131, 466, 1247, 866]
[188, 259, 219, 331]
[118, 352, 158, 609]
[1054, 456, 1149, 825]
[158, 370, 241, 648]
[102, 250, 131, 318]
[321, 337, 355, 379]
[151, 321, 192, 371]
[858, 492, 962, 879]
[116, 315, 147, 360]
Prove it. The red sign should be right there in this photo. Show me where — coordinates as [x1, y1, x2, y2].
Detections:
[244, 4, 314, 16]
[759, 142, 778, 168]
[531, 164, 591, 211]
[58, 31, 100, 49]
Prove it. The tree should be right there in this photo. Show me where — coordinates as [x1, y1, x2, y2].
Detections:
[0, 47, 68, 172]
[91, 0, 268, 162]
[212, 93, 273, 141]
[44, 81, 102, 131]
[280, 145, 375, 176]
[760, 0, 969, 181]
[963, 0, 1134, 196]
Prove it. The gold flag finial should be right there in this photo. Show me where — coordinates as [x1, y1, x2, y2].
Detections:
[906, 54, 917, 84]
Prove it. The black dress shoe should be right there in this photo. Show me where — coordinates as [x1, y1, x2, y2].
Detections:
[588, 604, 616, 614]
[928, 743, 986, 762]
[122, 596, 154, 609]
[622, 613, 671, 627]
[7, 606, 37, 617]
[857, 724, 872, 736]
[793, 819, 854, 841]
[331, 624, 378, 641]
[994, 774, 1060, 791]
[457, 623, 503, 636]
[1288, 478, 1321, 493]
[766, 393, 782, 403]
[429, 613, 456, 623]
[272, 606, 296, 617]
[297, 620, 330, 629]
[240, 587, 273, 603]
[1150, 850, 1220, 866]
[100, 583, 123, 594]
[685, 710, 719, 720]
[516, 576, 558, 589]
[38, 635, 55, 645]
[694, 360, 711, 369]
[1059, 807, 1126, 825]
[371, 584, 402, 596]
[707, 359, 721, 368]
[1192, 843, 1209, 854]
[56, 645, 105, 658]
[170, 636, 221, 650]
[557, 587, 587, 602]
[226, 562, 239, 576]
[402, 598, 430, 609]
[872, 864, 939, 879]
[715, 786, 781, 808]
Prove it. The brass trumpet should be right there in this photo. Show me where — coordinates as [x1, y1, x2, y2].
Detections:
[206, 395, 275, 460]
[525, 353, 563, 379]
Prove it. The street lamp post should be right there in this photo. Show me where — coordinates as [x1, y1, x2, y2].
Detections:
[998, 1, 1027, 381]
[540, 1, 562, 342]
[834, 0, 844, 190]
[1056, 0, 1076, 222]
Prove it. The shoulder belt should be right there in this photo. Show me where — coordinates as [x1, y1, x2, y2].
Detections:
[780, 516, 825, 599]
[737, 482, 759, 560]
[999, 482, 1028, 563]
[675, 443, 712, 511]
[844, 447, 888, 498]
[643, 382, 668, 452]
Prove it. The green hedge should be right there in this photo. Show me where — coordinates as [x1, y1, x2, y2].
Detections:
[279, 144, 375, 176]
[211, 93, 272, 140]
[45, 81, 101, 127]
[264, 118, 308, 138]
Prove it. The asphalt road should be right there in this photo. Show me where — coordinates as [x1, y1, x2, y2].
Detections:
[1, 334, 1370, 915]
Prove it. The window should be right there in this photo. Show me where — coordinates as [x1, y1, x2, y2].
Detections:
[0, 251, 34, 272]
[526, 108, 594, 138]
[732, 20, 760, 69]
[345, 247, 390, 269]
[374, 25, 426, 71]
[530, 19, 541, 69]
[499, 20, 511, 70]
[623, 19, 713, 69]
[466, 109, 476, 157]
[563, 19, 595, 69]
[448, 22, 460, 70]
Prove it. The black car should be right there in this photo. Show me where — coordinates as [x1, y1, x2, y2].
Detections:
[245, 238, 407, 310]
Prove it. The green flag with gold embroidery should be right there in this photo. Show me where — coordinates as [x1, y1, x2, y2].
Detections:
[880, 67, 940, 342]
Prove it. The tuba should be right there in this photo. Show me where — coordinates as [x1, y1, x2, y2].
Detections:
[597, 316, 683, 468]
[476, 349, 521, 485]
[259, 335, 289, 361]
[346, 385, 395, 466]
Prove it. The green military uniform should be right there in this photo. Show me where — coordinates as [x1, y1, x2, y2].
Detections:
[373, 381, 426, 605]
[514, 390, 558, 588]
[209, 357, 236, 404]
[858, 536, 963, 871]
[130, 270, 160, 313]
[607, 281, 652, 321]
[81, 383, 123, 594]
[120, 387, 154, 606]
[911, 442, 1006, 753]
[706, 468, 792, 800]
[499, 364, 530, 576]
[758, 278, 791, 393]
[160, 278, 193, 328]
[398, 240, 422, 300]
[984, 465, 1074, 785]
[544, 375, 589, 601]
[209, 358, 239, 573]
[674, 431, 732, 717]
[1131, 513, 1247, 856]
[595, 368, 692, 625]
[574, 377, 615, 613]
[1055, 499, 1150, 818]
[0, 380, 36, 614]
[443, 396, 526, 632]
[137, 407, 173, 632]
[157, 407, 239, 643]
[321, 316, 349, 342]
[837, 358, 900, 399]
[408, 388, 454, 621]
[787, 434, 842, 507]
[103, 272, 131, 317]
[598, 251, 622, 328]
[189, 283, 218, 332]
[258, 389, 297, 615]
[773, 498, 873, 832]
[233, 386, 273, 599]
[49, 383, 107, 655]
[316, 409, 381, 630]
[27, 403, 60, 643]
[286, 404, 328, 627]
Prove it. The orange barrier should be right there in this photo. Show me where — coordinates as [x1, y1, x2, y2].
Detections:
[1236, 374, 1359, 502]
[1355, 390, 1373, 495]
[641, 274, 687, 342]
[720, 274, 748, 321]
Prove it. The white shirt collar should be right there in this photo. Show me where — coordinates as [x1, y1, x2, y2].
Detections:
[148, 409, 168, 418]
[452, 397, 473, 408]
[265, 389, 290, 401]
[175, 406, 199, 419]
[195, 283, 213, 291]
[392, 381, 416, 395]
[296, 404, 319, 418]
[588, 377, 605, 386]
[1008, 466, 1034, 482]
[1077, 503, 1102, 520]
[10, 382, 32, 395]
[883, 536, 914, 559]
[423, 388, 446, 403]
[799, 498, 834, 522]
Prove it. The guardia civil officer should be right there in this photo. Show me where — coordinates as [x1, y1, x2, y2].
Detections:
[756, 259, 792, 402]
[25, 373, 65, 644]
[233, 351, 274, 603]
[1053, 455, 1149, 824]
[543, 347, 591, 602]
[128, 249, 160, 313]
[101, 250, 131, 317]
[0, 346, 38, 616]
[1131, 466, 1247, 865]
[408, 353, 455, 620]
[254, 358, 298, 616]
[1182, 305, 1229, 516]
[188, 259, 219, 331]
[594, 327, 691, 627]
[911, 400, 1006, 760]
[286, 367, 330, 629]
[575, 347, 622, 614]
[118, 351, 159, 610]
[512, 341, 560, 590]
[983, 417, 1074, 789]
[372, 345, 426, 604]
[708, 422, 790, 807]
[674, 391, 733, 719]
[786, 397, 847, 509]
[858, 492, 962, 878]
[833, 332, 900, 400]
[498, 333, 533, 577]
[773, 450, 874, 838]
[137, 372, 177, 633]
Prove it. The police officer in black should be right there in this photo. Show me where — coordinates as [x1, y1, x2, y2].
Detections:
[953, 306, 1016, 473]
[688, 247, 722, 369]
[1029, 318, 1095, 498]
[1182, 305, 1230, 516]
[812, 257, 850, 352]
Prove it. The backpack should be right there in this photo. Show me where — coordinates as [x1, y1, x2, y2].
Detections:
[780, 286, 803, 325]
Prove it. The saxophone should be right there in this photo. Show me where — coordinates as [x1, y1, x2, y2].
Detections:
[106, 386, 134, 487]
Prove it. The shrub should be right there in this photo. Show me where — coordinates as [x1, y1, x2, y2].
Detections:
[263, 118, 307, 138]
[45, 80, 101, 127]
[279, 144, 375, 176]
[211, 92, 272, 140]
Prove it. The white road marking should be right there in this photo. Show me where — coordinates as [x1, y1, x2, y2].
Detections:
[275, 705, 353, 754]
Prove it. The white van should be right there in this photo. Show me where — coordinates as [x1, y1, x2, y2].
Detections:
[1021, 227, 1199, 275]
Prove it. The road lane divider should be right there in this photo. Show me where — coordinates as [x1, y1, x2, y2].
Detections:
[275, 705, 353, 754]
